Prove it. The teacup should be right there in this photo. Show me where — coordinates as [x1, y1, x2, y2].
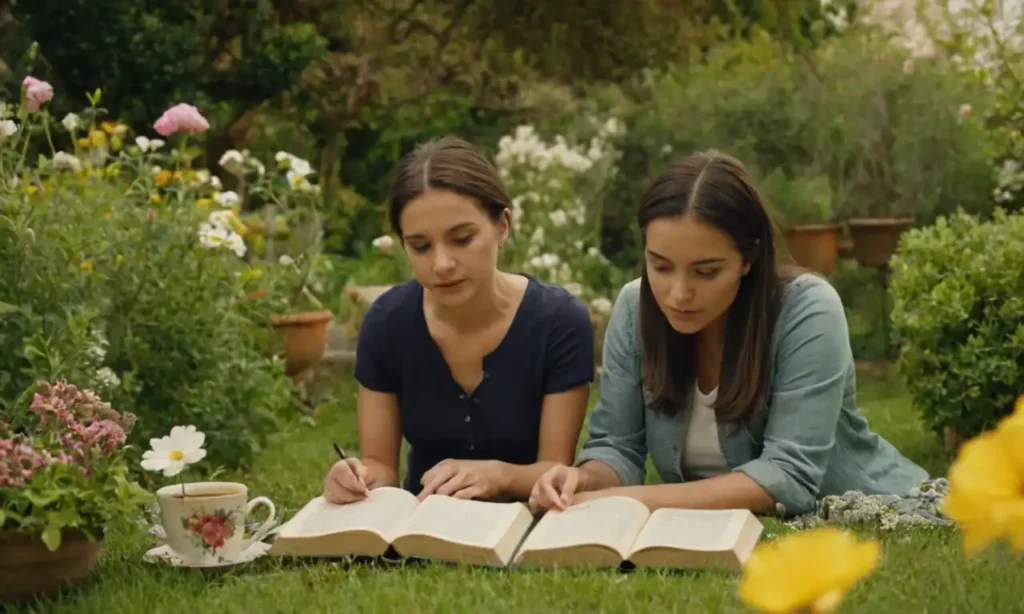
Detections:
[156, 481, 277, 565]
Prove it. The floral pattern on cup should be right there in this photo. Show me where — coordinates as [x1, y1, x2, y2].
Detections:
[182, 508, 238, 554]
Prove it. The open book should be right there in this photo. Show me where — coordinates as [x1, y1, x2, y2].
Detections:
[269, 489, 763, 571]
[267, 487, 535, 567]
[514, 496, 763, 571]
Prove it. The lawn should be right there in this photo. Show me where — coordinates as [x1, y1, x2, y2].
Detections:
[11, 369, 1024, 614]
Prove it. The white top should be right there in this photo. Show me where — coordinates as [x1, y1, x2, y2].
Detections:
[682, 384, 730, 480]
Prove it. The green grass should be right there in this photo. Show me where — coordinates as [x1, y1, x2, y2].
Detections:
[10, 369, 1024, 613]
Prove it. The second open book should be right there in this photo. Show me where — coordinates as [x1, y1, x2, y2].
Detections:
[268, 487, 764, 571]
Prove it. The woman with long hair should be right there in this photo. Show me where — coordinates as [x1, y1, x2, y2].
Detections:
[529, 150, 928, 517]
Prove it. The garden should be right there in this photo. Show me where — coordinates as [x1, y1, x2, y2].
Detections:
[1, 1, 1024, 612]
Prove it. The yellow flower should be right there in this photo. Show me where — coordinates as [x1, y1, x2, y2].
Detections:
[196, 198, 213, 210]
[77, 137, 91, 148]
[151, 193, 162, 203]
[89, 130, 108, 149]
[943, 399, 1024, 555]
[154, 170, 173, 186]
[80, 259, 93, 273]
[738, 528, 880, 614]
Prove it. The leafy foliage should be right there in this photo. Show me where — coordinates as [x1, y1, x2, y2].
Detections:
[890, 208, 1024, 439]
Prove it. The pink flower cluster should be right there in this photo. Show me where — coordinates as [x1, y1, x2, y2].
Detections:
[22, 76, 53, 112]
[0, 437, 49, 488]
[0, 381, 135, 489]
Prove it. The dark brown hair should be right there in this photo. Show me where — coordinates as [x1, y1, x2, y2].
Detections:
[387, 136, 512, 238]
[638, 150, 794, 424]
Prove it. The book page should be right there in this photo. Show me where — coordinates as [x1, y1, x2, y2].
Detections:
[517, 496, 650, 560]
[629, 508, 745, 555]
[395, 495, 529, 548]
[278, 487, 420, 542]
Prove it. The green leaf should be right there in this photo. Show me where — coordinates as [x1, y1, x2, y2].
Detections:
[25, 490, 59, 508]
[0, 302, 19, 316]
[0, 509, 7, 528]
[41, 523, 62, 551]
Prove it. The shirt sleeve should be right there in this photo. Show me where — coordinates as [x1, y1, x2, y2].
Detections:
[573, 282, 648, 487]
[353, 298, 399, 394]
[542, 295, 595, 394]
[732, 278, 853, 517]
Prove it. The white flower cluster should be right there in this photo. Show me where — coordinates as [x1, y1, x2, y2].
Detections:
[198, 210, 246, 258]
[218, 149, 265, 177]
[496, 126, 598, 174]
[86, 329, 108, 363]
[95, 366, 121, 390]
[275, 151, 319, 194]
[134, 136, 165, 153]
[993, 158, 1024, 203]
[784, 478, 951, 532]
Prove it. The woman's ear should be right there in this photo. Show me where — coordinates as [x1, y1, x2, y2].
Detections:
[500, 208, 512, 244]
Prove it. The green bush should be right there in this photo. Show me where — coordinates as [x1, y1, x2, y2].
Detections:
[889, 208, 1024, 439]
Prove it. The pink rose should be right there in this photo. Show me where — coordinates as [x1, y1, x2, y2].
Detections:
[153, 103, 209, 136]
[22, 76, 53, 112]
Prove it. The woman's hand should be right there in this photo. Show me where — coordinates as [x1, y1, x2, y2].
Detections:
[323, 457, 375, 504]
[418, 459, 509, 500]
[529, 463, 589, 513]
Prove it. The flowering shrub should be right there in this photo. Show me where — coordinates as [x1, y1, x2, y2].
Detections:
[0, 380, 150, 550]
[494, 120, 628, 317]
[0, 81, 312, 471]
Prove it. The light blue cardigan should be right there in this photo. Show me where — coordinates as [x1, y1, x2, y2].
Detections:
[575, 273, 929, 517]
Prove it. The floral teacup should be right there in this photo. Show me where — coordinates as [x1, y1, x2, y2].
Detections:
[155, 481, 277, 565]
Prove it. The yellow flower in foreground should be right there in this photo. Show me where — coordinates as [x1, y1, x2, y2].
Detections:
[943, 395, 1024, 555]
[738, 528, 880, 614]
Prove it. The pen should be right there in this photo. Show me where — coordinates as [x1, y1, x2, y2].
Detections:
[332, 442, 368, 492]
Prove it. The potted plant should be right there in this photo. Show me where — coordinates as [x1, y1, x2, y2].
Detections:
[0, 380, 151, 600]
[845, 216, 915, 270]
[763, 169, 841, 275]
[217, 148, 334, 384]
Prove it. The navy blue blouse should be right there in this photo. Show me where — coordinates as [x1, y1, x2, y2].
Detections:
[353, 274, 595, 495]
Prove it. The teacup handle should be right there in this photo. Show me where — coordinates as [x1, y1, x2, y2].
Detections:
[244, 496, 277, 547]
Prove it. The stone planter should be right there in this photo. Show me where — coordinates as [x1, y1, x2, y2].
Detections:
[0, 529, 104, 600]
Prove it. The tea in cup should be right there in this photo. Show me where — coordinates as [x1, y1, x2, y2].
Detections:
[155, 481, 277, 565]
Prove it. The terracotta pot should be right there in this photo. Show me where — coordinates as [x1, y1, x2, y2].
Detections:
[846, 217, 914, 269]
[783, 224, 842, 275]
[270, 310, 333, 380]
[0, 529, 103, 600]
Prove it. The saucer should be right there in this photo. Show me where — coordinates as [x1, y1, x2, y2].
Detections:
[143, 541, 273, 570]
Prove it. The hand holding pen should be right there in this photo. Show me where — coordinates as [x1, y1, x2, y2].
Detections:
[323, 442, 372, 504]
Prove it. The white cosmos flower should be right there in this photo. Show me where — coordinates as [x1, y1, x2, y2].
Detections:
[0, 120, 17, 138]
[141, 425, 207, 477]
[199, 222, 230, 249]
[565, 282, 584, 296]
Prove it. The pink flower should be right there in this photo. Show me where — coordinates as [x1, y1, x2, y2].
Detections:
[153, 103, 209, 136]
[22, 76, 54, 112]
